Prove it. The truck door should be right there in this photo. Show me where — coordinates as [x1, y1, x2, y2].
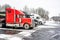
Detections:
[19, 15, 24, 22]
[16, 14, 22, 23]
[18, 15, 22, 22]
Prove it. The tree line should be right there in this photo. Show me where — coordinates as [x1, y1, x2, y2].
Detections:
[23, 6, 49, 20]
[0, 4, 49, 20]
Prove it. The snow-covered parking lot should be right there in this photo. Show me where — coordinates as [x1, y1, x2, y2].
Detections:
[0, 21, 60, 40]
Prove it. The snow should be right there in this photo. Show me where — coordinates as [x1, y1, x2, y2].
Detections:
[48, 30, 55, 34]
[45, 21, 58, 27]
[0, 34, 12, 38]
[38, 25, 56, 28]
[37, 21, 58, 28]
[9, 37, 23, 40]
[18, 32, 31, 37]
[0, 34, 23, 40]
[46, 21, 55, 24]
[0, 20, 59, 40]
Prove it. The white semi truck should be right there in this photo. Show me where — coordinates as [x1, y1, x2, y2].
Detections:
[30, 13, 46, 25]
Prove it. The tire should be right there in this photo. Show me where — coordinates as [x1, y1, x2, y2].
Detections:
[23, 24, 30, 29]
[39, 21, 43, 25]
[35, 23, 37, 27]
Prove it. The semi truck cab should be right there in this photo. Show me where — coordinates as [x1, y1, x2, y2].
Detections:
[2, 8, 35, 29]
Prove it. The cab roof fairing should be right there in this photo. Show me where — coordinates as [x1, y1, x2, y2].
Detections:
[6, 8, 25, 15]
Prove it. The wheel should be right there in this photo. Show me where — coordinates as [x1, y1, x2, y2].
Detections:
[23, 24, 30, 29]
[39, 21, 43, 25]
[35, 23, 37, 27]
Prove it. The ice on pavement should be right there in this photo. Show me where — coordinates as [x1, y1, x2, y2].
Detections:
[0, 31, 34, 40]
[18, 32, 32, 37]
[48, 30, 55, 34]
[37, 21, 58, 28]
[38, 25, 56, 28]
[24, 29, 60, 40]
[0, 34, 12, 38]
[0, 34, 23, 40]
[9, 37, 23, 40]
[0, 29, 36, 40]
[45, 21, 58, 26]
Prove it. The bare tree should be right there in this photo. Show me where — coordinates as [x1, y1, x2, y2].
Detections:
[23, 6, 29, 12]
[1, 4, 11, 12]
[2, 4, 11, 9]
[23, 6, 49, 20]
[0, 5, 1, 10]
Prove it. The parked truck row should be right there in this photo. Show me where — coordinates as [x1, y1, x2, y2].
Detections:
[0, 8, 46, 29]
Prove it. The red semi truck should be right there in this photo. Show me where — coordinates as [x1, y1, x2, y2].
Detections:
[1, 8, 35, 29]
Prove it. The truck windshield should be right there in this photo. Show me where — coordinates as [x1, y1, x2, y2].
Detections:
[25, 15, 30, 18]
[23, 11, 31, 18]
[36, 17, 40, 19]
[16, 15, 24, 18]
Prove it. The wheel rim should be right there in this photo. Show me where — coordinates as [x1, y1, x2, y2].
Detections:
[24, 24, 29, 29]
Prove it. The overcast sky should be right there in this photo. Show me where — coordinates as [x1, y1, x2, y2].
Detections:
[0, 0, 60, 18]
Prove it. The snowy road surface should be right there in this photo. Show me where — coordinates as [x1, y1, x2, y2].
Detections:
[0, 21, 60, 40]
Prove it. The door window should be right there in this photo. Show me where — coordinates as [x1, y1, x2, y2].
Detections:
[16, 15, 24, 18]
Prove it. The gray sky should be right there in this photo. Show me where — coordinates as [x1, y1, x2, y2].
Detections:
[0, 0, 60, 18]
